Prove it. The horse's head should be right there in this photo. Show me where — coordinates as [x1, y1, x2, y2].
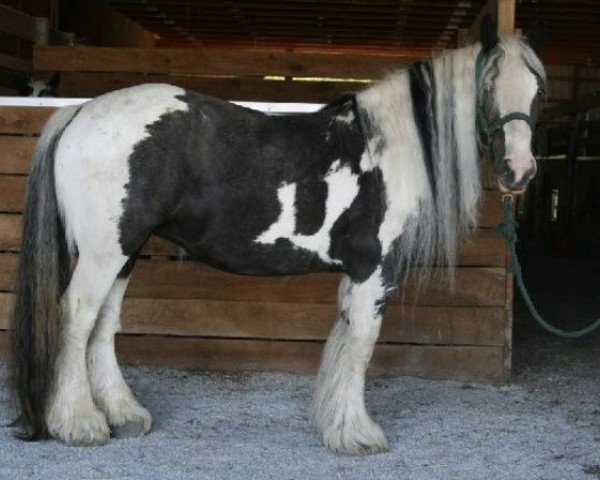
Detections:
[19, 72, 60, 97]
[477, 15, 546, 194]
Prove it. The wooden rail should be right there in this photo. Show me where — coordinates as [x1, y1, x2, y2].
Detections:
[0, 97, 510, 382]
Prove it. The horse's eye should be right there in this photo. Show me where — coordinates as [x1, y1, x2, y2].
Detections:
[537, 88, 545, 97]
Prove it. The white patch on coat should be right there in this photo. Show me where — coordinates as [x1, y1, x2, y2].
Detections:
[55, 84, 189, 255]
[313, 268, 389, 453]
[255, 162, 360, 264]
[359, 135, 383, 172]
[334, 110, 355, 124]
[29, 79, 48, 97]
[255, 183, 297, 243]
[494, 39, 542, 183]
[88, 278, 152, 433]
[47, 84, 187, 445]
[358, 71, 430, 256]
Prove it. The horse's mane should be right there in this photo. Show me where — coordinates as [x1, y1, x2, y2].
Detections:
[356, 38, 537, 284]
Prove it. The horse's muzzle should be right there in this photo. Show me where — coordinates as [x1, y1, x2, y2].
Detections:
[498, 157, 537, 194]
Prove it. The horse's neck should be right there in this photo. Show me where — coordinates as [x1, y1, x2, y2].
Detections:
[356, 43, 483, 258]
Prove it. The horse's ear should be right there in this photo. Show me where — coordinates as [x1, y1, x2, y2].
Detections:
[526, 21, 546, 56]
[49, 72, 61, 89]
[480, 13, 499, 52]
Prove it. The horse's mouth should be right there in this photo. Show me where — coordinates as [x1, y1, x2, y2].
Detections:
[498, 180, 527, 195]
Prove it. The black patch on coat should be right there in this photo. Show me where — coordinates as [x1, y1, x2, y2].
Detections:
[480, 14, 499, 54]
[328, 168, 385, 282]
[409, 60, 437, 198]
[117, 253, 139, 279]
[294, 179, 328, 235]
[119, 89, 379, 279]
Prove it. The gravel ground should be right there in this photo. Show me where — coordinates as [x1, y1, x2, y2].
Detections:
[1, 252, 599, 480]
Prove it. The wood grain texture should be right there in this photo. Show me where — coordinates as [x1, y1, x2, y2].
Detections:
[0, 292, 505, 346]
[54, 71, 364, 103]
[0, 330, 506, 381]
[0, 176, 26, 213]
[0, 214, 505, 266]
[0, 136, 36, 174]
[0, 254, 506, 306]
[34, 45, 429, 78]
[0, 107, 53, 135]
[0, 214, 21, 251]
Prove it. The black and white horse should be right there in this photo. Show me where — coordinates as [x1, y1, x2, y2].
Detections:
[9, 18, 545, 454]
[18, 72, 60, 97]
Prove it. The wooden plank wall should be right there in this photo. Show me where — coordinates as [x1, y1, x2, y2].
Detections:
[33, 45, 427, 102]
[0, 3, 51, 94]
[0, 45, 511, 382]
[0, 104, 510, 382]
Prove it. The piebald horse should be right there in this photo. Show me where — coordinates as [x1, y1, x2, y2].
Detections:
[10, 17, 545, 454]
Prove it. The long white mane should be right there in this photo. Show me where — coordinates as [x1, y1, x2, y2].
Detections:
[357, 38, 541, 282]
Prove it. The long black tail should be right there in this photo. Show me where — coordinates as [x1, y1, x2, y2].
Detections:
[9, 105, 79, 439]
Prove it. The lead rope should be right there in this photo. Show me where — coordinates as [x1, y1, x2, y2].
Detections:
[497, 194, 600, 338]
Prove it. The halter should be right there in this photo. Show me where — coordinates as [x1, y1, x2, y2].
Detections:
[475, 50, 535, 154]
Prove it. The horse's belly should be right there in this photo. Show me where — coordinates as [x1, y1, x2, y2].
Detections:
[158, 205, 337, 277]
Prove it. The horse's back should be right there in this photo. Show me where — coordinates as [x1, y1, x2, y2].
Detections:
[53, 83, 371, 276]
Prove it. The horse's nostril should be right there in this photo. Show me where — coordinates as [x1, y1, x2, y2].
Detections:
[523, 166, 537, 182]
[501, 163, 515, 183]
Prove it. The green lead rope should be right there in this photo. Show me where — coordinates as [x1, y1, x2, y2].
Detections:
[497, 195, 600, 338]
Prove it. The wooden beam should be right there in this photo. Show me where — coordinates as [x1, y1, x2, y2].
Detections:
[0, 53, 32, 72]
[60, 0, 155, 48]
[100, 2, 155, 47]
[467, 0, 516, 44]
[0, 253, 506, 307]
[0, 330, 508, 381]
[50, 71, 366, 103]
[0, 292, 506, 346]
[34, 17, 49, 46]
[496, 0, 516, 35]
[0, 3, 39, 43]
[541, 91, 600, 121]
[33, 45, 428, 78]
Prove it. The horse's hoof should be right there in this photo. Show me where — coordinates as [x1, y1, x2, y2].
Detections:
[108, 403, 152, 439]
[320, 415, 389, 455]
[47, 406, 110, 447]
[112, 419, 149, 438]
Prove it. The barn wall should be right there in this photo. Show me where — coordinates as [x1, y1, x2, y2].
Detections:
[0, 45, 514, 382]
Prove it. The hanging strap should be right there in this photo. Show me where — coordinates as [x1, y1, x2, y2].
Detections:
[496, 195, 600, 338]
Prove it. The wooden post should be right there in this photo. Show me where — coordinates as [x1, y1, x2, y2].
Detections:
[496, 0, 515, 35]
[457, 28, 469, 48]
[34, 17, 49, 45]
[468, 0, 517, 43]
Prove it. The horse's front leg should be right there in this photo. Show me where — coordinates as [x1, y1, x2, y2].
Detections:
[313, 267, 391, 455]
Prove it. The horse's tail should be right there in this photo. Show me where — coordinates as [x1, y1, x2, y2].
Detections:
[9, 105, 80, 440]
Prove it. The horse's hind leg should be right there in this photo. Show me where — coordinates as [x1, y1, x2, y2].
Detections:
[45, 252, 127, 446]
[87, 269, 152, 438]
[313, 269, 389, 455]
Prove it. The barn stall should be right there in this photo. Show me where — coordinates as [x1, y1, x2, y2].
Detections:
[0, 0, 597, 383]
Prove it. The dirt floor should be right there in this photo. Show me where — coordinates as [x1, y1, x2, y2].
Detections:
[1, 251, 599, 480]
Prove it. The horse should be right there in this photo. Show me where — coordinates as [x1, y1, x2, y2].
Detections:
[18, 72, 61, 97]
[9, 16, 545, 454]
